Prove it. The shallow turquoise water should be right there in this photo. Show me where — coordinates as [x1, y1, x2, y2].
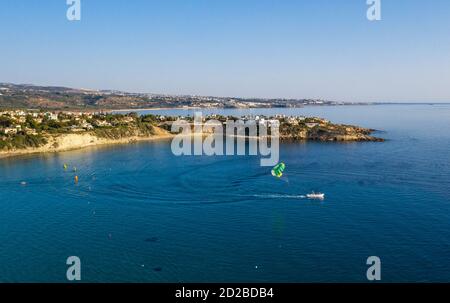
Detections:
[0, 104, 449, 282]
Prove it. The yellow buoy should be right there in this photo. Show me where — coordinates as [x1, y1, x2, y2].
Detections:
[74, 175, 79, 183]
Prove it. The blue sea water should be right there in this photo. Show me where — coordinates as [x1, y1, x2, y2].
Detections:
[0, 104, 450, 282]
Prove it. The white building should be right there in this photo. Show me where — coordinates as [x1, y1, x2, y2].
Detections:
[306, 123, 319, 128]
[3, 127, 18, 135]
[45, 112, 58, 120]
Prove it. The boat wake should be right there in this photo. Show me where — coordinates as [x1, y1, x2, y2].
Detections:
[251, 192, 325, 200]
[252, 194, 307, 199]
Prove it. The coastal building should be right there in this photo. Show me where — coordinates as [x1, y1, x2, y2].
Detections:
[45, 112, 58, 120]
[306, 123, 319, 128]
[3, 127, 18, 135]
[80, 122, 94, 130]
[122, 116, 135, 123]
[24, 127, 38, 135]
[287, 117, 299, 125]
[70, 125, 85, 132]
[275, 114, 286, 119]
[93, 120, 112, 127]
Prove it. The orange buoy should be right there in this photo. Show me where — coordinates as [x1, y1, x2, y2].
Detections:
[74, 175, 79, 183]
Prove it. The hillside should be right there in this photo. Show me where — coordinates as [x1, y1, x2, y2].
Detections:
[0, 83, 365, 110]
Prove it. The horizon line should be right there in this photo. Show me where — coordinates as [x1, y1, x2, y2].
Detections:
[1, 81, 450, 104]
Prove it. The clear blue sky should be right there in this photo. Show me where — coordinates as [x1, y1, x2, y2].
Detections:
[0, 0, 449, 102]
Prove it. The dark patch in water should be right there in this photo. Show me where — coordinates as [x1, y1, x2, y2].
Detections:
[153, 267, 162, 272]
[145, 237, 159, 243]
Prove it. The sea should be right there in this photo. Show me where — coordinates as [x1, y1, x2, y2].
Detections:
[0, 104, 449, 282]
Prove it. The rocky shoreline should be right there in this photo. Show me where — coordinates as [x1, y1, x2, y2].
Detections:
[0, 111, 384, 158]
[279, 124, 384, 142]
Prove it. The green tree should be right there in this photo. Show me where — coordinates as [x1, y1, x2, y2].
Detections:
[0, 116, 13, 127]
[26, 115, 39, 129]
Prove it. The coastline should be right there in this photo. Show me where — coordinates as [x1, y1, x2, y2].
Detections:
[0, 131, 382, 159]
[0, 110, 384, 159]
[107, 104, 377, 113]
[0, 132, 176, 159]
[110, 106, 203, 113]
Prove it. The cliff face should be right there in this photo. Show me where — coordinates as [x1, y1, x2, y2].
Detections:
[0, 126, 173, 158]
[279, 122, 384, 142]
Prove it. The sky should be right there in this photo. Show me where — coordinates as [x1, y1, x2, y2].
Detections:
[0, 0, 449, 102]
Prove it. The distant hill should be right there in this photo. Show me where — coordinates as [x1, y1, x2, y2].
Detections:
[0, 83, 153, 110]
[0, 83, 357, 110]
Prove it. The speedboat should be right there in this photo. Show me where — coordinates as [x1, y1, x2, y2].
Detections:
[307, 192, 325, 200]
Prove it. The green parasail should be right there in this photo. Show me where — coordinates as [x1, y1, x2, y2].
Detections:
[271, 162, 285, 178]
